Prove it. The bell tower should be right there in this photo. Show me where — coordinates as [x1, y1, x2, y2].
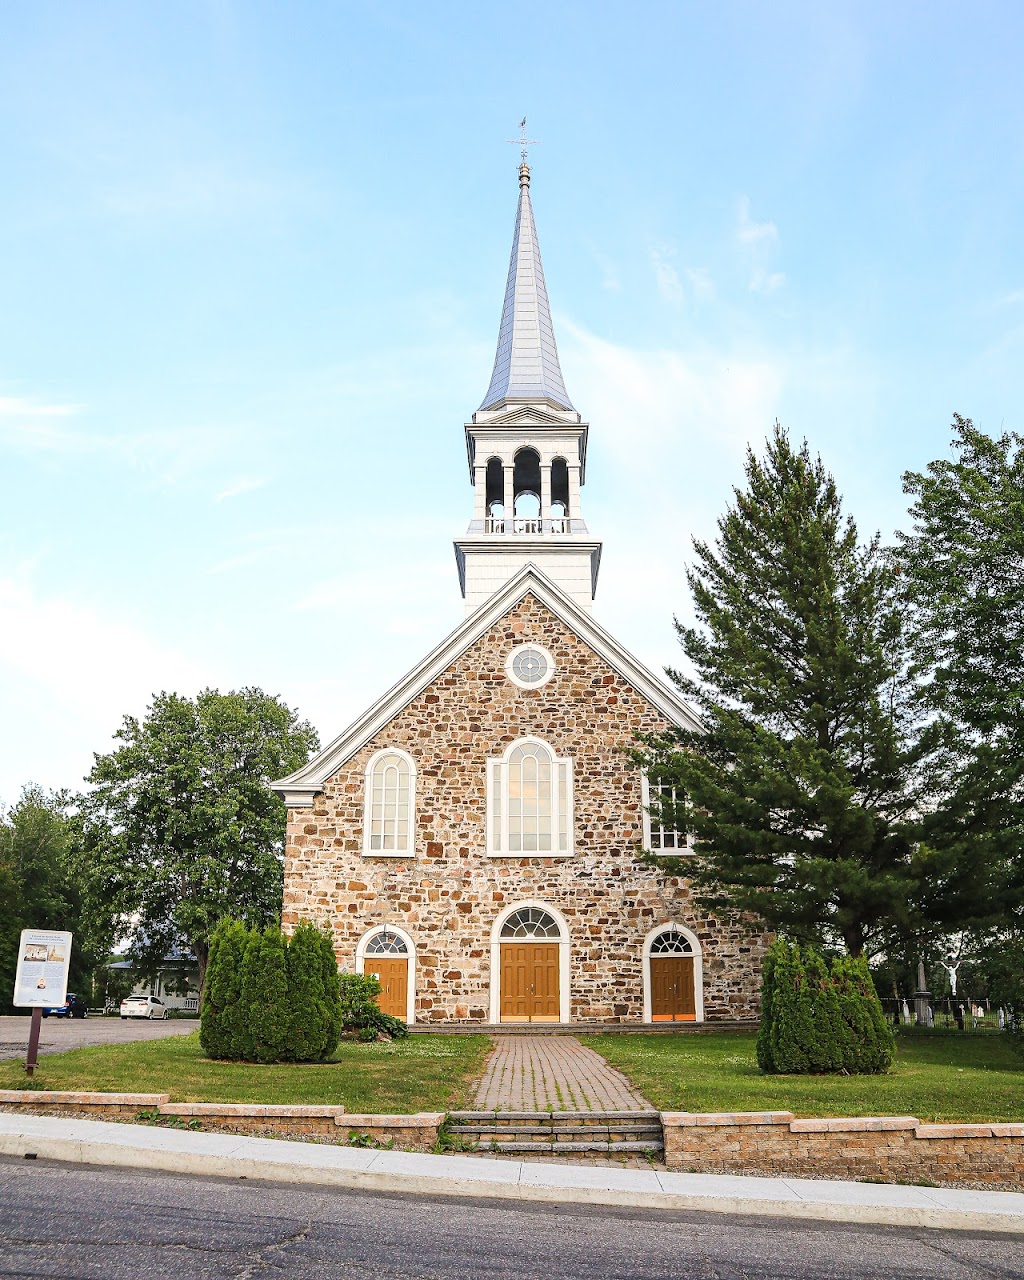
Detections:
[454, 162, 602, 615]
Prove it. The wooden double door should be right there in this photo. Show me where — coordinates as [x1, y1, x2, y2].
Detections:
[650, 956, 696, 1021]
[365, 958, 408, 1020]
[499, 943, 560, 1022]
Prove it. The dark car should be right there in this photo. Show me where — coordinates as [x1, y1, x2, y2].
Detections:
[41, 992, 88, 1019]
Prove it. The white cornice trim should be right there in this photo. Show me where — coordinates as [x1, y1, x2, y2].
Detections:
[271, 564, 702, 804]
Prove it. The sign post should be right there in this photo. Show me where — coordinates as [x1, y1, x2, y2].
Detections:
[12, 929, 73, 1077]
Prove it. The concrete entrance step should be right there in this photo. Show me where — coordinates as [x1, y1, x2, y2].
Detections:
[447, 1110, 664, 1158]
[472, 1139, 664, 1156]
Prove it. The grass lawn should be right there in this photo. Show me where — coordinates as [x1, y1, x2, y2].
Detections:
[0, 1031, 491, 1114]
[580, 1031, 1024, 1124]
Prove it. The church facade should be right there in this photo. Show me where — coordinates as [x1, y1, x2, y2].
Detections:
[274, 162, 766, 1025]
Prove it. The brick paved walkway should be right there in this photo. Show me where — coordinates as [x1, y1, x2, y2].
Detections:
[469, 1036, 653, 1111]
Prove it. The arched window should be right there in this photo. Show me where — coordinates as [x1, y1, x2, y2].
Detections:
[363, 749, 415, 856]
[500, 906, 562, 938]
[364, 930, 409, 955]
[487, 738, 573, 856]
[649, 928, 694, 955]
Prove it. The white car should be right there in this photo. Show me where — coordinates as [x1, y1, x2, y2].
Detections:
[119, 995, 168, 1020]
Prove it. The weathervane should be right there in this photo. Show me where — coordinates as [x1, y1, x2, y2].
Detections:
[507, 116, 540, 165]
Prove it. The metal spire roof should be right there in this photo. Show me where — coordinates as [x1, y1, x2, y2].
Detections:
[479, 164, 575, 413]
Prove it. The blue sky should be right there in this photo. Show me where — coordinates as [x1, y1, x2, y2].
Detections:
[2, 1, 1022, 803]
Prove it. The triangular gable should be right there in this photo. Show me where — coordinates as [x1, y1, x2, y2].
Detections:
[272, 564, 702, 806]
[479, 405, 570, 427]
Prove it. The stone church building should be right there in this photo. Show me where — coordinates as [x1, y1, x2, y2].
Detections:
[274, 162, 766, 1026]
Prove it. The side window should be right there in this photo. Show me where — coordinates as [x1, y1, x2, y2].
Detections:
[642, 775, 692, 853]
[363, 749, 416, 856]
[487, 738, 573, 856]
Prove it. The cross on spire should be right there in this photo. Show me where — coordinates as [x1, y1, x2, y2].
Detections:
[507, 117, 540, 165]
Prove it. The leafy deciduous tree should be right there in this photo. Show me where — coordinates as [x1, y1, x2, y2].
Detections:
[79, 687, 319, 1002]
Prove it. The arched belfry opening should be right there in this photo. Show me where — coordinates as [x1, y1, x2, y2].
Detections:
[485, 457, 505, 526]
[513, 448, 542, 531]
[551, 457, 569, 526]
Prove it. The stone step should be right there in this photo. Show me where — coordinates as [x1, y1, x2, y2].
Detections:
[449, 1110, 661, 1124]
[472, 1140, 663, 1155]
[450, 1124, 663, 1140]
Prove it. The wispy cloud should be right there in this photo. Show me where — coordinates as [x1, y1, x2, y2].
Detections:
[736, 196, 784, 294]
[737, 195, 779, 246]
[685, 268, 715, 302]
[216, 476, 267, 502]
[650, 247, 683, 303]
[0, 392, 248, 486]
[999, 289, 1024, 306]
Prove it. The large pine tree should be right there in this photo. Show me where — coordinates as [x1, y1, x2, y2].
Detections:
[638, 426, 930, 956]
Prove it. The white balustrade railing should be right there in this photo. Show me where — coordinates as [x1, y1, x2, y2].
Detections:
[484, 517, 570, 535]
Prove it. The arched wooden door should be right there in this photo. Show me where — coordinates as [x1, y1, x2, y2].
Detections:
[649, 929, 698, 1021]
[363, 930, 410, 1021]
[498, 907, 562, 1023]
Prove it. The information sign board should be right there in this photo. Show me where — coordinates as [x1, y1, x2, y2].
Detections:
[13, 929, 73, 1008]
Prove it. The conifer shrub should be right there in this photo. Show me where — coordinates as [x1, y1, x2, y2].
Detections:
[758, 939, 894, 1074]
[199, 919, 343, 1063]
[200, 918, 247, 1059]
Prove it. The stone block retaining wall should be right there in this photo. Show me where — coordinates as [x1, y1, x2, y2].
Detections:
[663, 1111, 1024, 1187]
[0, 1092, 443, 1150]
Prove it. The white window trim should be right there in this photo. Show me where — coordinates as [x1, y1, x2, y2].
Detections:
[504, 642, 556, 690]
[486, 735, 574, 858]
[489, 899, 571, 1024]
[355, 924, 417, 1025]
[640, 772, 695, 855]
[641, 922, 704, 1024]
[361, 747, 416, 858]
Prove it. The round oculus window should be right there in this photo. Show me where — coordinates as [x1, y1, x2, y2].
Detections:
[505, 644, 555, 689]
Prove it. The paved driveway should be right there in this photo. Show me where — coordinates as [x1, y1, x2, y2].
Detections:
[0, 1014, 197, 1062]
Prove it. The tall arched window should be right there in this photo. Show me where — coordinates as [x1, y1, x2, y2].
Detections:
[487, 737, 573, 856]
[363, 749, 415, 856]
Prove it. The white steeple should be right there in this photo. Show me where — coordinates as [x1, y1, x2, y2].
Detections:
[479, 164, 575, 413]
[454, 162, 601, 616]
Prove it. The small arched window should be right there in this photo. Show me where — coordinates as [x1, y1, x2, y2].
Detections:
[363, 750, 415, 856]
[487, 738, 573, 857]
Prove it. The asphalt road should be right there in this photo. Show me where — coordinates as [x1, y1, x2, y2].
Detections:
[0, 1015, 197, 1062]
[1, 1157, 1021, 1280]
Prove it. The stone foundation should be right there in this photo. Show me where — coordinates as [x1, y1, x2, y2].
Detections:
[662, 1111, 1024, 1188]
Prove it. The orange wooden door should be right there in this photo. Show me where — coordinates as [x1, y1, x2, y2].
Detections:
[365, 958, 408, 1020]
[650, 956, 696, 1021]
[500, 944, 560, 1022]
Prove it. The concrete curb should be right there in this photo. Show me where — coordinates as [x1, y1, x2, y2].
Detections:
[2, 1114, 1024, 1233]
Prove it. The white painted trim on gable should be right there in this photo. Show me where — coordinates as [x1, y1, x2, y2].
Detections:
[355, 924, 417, 1026]
[361, 747, 417, 858]
[271, 564, 703, 806]
[641, 922, 704, 1024]
[488, 899, 571, 1025]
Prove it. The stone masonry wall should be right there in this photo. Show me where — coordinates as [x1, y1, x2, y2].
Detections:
[662, 1112, 1024, 1188]
[283, 593, 768, 1023]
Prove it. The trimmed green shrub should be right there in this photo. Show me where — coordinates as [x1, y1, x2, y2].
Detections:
[239, 927, 290, 1064]
[285, 921, 341, 1062]
[200, 918, 248, 1060]
[759, 940, 894, 1075]
[199, 919, 343, 1063]
[339, 973, 409, 1040]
